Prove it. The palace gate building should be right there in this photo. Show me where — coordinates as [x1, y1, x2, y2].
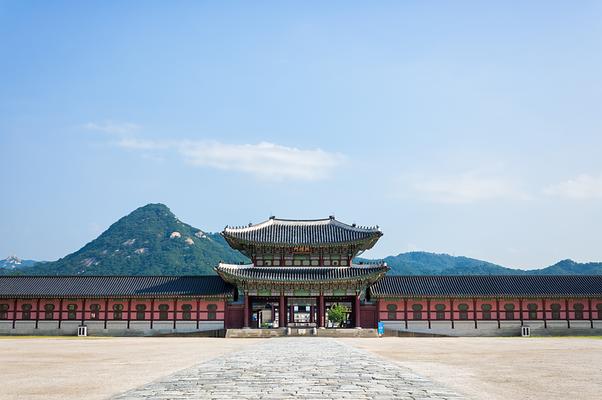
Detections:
[1, 216, 602, 336]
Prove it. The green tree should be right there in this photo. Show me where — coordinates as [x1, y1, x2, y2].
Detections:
[327, 303, 348, 327]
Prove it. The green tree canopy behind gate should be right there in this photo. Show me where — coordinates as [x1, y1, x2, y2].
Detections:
[328, 303, 349, 327]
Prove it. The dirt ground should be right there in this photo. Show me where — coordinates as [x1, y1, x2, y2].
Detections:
[342, 337, 602, 400]
[1, 336, 600, 400]
[0, 337, 259, 400]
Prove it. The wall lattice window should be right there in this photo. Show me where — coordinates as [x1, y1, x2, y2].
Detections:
[113, 304, 124, 320]
[435, 304, 446, 320]
[0, 304, 8, 320]
[158, 304, 169, 320]
[207, 304, 218, 320]
[504, 304, 515, 320]
[44, 304, 55, 320]
[136, 304, 146, 320]
[182, 304, 192, 320]
[527, 303, 538, 320]
[551, 303, 561, 320]
[90, 304, 100, 320]
[573, 303, 584, 320]
[67, 304, 77, 320]
[458, 304, 469, 320]
[481, 304, 492, 320]
[386, 304, 397, 320]
[22, 304, 32, 320]
[412, 304, 423, 320]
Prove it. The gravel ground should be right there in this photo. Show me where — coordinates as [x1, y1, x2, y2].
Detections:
[342, 336, 602, 400]
[0, 337, 259, 400]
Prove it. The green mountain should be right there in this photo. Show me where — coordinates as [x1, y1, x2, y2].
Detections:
[360, 252, 602, 275]
[532, 259, 602, 275]
[15, 203, 247, 276]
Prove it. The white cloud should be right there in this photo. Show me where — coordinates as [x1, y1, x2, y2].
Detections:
[115, 138, 344, 181]
[544, 174, 602, 200]
[82, 121, 141, 135]
[116, 137, 168, 151]
[402, 172, 529, 204]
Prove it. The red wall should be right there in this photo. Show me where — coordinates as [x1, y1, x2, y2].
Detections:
[377, 298, 602, 321]
[0, 298, 227, 322]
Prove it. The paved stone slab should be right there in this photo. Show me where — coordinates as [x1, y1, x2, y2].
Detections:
[113, 338, 464, 400]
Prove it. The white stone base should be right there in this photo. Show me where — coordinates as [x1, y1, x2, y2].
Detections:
[382, 320, 602, 336]
[0, 320, 224, 336]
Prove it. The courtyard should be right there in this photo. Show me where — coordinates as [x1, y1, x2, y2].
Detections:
[0, 336, 600, 399]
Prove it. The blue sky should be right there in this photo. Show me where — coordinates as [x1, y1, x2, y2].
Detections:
[1, 1, 601, 268]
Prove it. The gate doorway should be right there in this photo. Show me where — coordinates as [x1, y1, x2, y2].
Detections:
[247, 295, 359, 329]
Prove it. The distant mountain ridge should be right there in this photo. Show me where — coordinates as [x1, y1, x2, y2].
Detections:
[3, 203, 601, 276]
[0, 256, 39, 270]
[361, 252, 602, 275]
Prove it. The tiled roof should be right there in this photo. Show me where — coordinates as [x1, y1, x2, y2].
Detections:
[370, 275, 602, 298]
[0, 276, 234, 298]
[216, 263, 389, 284]
[222, 217, 382, 247]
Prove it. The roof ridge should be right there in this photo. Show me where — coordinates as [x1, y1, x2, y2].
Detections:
[224, 217, 381, 232]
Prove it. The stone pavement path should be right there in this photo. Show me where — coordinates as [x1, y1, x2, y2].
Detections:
[113, 337, 464, 400]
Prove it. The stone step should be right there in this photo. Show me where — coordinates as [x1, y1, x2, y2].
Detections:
[226, 328, 379, 338]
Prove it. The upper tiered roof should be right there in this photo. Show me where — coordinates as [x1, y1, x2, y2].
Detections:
[222, 216, 382, 250]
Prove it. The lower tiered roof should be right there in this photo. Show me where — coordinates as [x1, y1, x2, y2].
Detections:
[215, 263, 389, 285]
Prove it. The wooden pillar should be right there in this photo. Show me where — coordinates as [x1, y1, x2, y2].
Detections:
[427, 299, 432, 329]
[35, 298, 40, 329]
[12, 298, 17, 329]
[58, 298, 63, 329]
[589, 298, 594, 329]
[243, 292, 250, 328]
[403, 298, 408, 329]
[126, 299, 131, 329]
[565, 298, 570, 329]
[542, 298, 547, 329]
[495, 298, 500, 329]
[196, 298, 201, 330]
[450, 298, 455, 329]
[279, 293, 286, 328]
[289, 305, 294, 324]
[173, 298, 178, 330]
[318, 293, 325, 327]
[150, 299, 155, 330]
[82, 298, 86, 325]
[104, 298, 109, 329]
[473, 298, 478, 329]
[354, 294, 361, 328]
[224, 298, 229, 328]
[309, 305, 314, 323]
[519, 299, 524, 327]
